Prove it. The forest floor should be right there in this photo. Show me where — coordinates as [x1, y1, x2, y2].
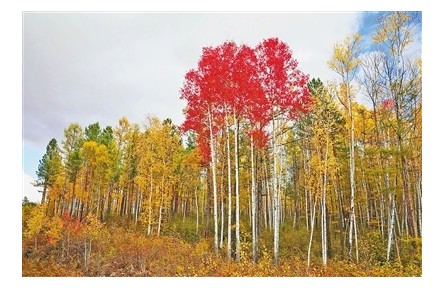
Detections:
[22, 223, 421, 277]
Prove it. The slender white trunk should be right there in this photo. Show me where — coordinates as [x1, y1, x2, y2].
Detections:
[220, 195, 224, 249]
[201, 181, 205, 228]
[403, 192, 408, 236]
[416, 176, 422, 236]
[208, 109, 219, 255]
[263, 175, 268, 229]
[225, 114, 232, 260]
[307, 199, 317, 272]
[248, 194, 251, 225]
[354, 208, 359, 262]
[383, 137, 396, 261]
[250, 134, 258, 262]
[347, 83, 358, 262]
[362, 169, 370, 226]
[84, 238, 88, 271]
[219, 156, 224, 247]
[394, 194, 402, 236]
[182, 198, 187, 223]
[279, 147, 284, 225]
[134, 191, 140, 225]
[234, 114, 240, 262]
[380, 192, 385, 236]
[264, 161, 272, 229]
[147, 168, 153, 236]
[272, 114, 279, 265]
[386, 192, 396, 261]
[303, 147, 309, 231]
[157, 191, 163, 236]
[321, 137, 329, 266]
[195, 185, 199, 235]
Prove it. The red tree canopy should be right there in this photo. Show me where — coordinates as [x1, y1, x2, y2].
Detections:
[180, 38, 312, 162]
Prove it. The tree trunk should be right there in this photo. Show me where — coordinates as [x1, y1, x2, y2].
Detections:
[321, 137, 329, 266]
[226, 115, 232, 260]
[234, 114, 241, 262]
[304, 147, 312, 232]
[41, 185, 47, 205]
[84, 237, 88, 272]
[264, 160, 272, 229]
[292, 156, 299, 229]
[208, 109, 219, 255]
[400, 149, 418, 238]
[157, 191, 163, 237]
[70, 176, 77, 217]
[386, 191, 396, 261]
[416, 175, 422, 236]
[263, 169, 268, 229]
[307, 199, 317, 273]
[195, 185, 199, 235]
[272, 114, 280, 266]
[334, 175, 345, 258]
[147, 168, 153, 235]
[347, 87, 358, 262]
[220, 197, 225, 249]
[250, 134, 258, 263]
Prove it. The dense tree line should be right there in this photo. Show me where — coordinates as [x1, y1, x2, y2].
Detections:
[25, 12, 421, 275]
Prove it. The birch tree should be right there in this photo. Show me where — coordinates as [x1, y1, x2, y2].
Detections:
[373, 11, 421, 239]
[328, 33, 361, 262]
[256, 38, 311, 265]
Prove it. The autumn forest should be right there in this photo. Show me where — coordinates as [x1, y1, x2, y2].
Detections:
[22, 12, 422, 277]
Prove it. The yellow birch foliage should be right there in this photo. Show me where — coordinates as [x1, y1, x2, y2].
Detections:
[25, 204, 46, 240]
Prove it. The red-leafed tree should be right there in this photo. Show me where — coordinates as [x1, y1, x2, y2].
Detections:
[181, 38, 311, 264]
[233, 44, 267, 263]
[181, 42, 235, 256]
[255, 38, 311, 265]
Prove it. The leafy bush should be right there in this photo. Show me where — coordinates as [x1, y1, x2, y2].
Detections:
[358, 230, 387, 266]
[165, 216, 200, 243]
[399, 236, 422, 267]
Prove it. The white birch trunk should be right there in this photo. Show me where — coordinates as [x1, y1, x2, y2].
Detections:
[220, 195, 224, 249]
[321, 137, 329, 266]
[384, 137, 395, 261]
[263, 176, 268, 229]
[307, 199, 317, 272]
[225, 114, 232, 260]
[157, 191, 163, 237]
[234, 114, 240, 262]
[416, 176, 422, 236]
[264, 161, 272, 229]
[250, 134, 258, 262]
[347, 82, 358, 262]
[208, 109, 219, 255]
[272, 114, 280, 265]
[195, 185, 199, 235]
[386, 192, 396, 261]
[302, 146, 309, 231]
[354, 209, 359, 262]
[380, 192, 385, 236]
[362, 169, 370, 226]
[147, 168, 153, 236]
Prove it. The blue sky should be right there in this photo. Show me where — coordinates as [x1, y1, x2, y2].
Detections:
[359, 11, 422, 53]
[22, 11, 422, 203]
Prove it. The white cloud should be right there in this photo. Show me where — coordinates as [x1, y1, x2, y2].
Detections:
[23, 12, 361, 149]
[23, 171, 41, 204]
